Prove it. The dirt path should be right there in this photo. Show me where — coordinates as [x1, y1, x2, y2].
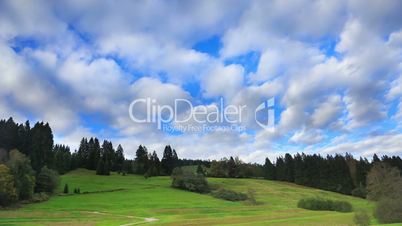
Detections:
[83, 211, 159, 225]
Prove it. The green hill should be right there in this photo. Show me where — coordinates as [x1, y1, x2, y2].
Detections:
[0, 169, 393, 225]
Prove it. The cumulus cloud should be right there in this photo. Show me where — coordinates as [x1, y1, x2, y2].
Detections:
[202, 64, 244, 100]
[311, 95, 344, 128]
[1, 0, 402, 162]
[319, 133, 402, 157]
[290, 129, 324, 145]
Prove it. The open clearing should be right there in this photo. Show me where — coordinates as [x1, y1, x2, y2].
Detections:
[0, 169, 398, 225]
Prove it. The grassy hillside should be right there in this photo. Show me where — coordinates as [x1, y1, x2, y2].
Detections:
[0, 169, 393, 225]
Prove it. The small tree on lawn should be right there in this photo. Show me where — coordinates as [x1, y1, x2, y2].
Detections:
[63, 183, 69, 194]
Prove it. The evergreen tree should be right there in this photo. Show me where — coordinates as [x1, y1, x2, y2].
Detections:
[0, 118, 19, 151]
[161, 145, 177, 175]
[293, 153, 305, 184]
[54, 145, 71, 174]
[134, 145, 148, 174]
[77, 138, 89, 168]
[16, 121, 31, 156]
[63, 183, 69, 194]
[30, 122, 54, 171]
[146, 151, 160, 176]
[114, 144, 125, 172]
[275, 157, 286, 181]
[87, 138, 100, 170]
[284, 153, 295, 182]
[96, 141, 112, 175]
[263, 157, 276, 180]
[372, 154, 381, 163]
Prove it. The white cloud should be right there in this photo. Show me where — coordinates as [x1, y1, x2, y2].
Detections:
[290, 129, 324, 145]
[1, 0, 402, 162]
[202, 64, 244, 100]
[311, 95, 343, 128]
[319, 133, 402, 157]
[0, 42, 78, 132]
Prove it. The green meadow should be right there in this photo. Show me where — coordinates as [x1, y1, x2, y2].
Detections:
[0, 169, 398, 226]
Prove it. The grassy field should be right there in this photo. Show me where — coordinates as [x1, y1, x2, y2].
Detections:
[0, 169, 398, 225]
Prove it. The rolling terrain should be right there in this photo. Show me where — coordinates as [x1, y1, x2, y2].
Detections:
[0, 169, 392, 225]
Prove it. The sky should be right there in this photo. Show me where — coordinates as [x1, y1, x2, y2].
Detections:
[1, 0, 402, 163]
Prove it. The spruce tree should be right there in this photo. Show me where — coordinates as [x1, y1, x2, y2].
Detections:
[114, 145, 125, 172]
[135, 145, 148, 174]
[264, 157, 276, 180]
[63, 183, 69, 194]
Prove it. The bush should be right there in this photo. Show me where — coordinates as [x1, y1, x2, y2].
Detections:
[211, 188, 248, 201]
[171, 167, 209, 193]
[7, 150, 35, 200]
[354, 209, 371, 226]
[30, 192, 49, 203]
[297, 197, 352, 212]
[352, 185, 367, 199]
[0, 164, 17, 206]
[247, 188, 257, 205]
[74, 188, 81, 194]
[375, 197, 402, 223]
[35, 166, 60, 193]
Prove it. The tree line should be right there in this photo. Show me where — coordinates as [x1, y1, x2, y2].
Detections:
[0, 118, 61, 206]
[263, 153, 402, 197]
[1, 117, 402, 207]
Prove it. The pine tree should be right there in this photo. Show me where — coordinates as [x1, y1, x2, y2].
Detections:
[30, 122, 54, 171]
[146, 151, 160, 176]
[77, 138, 89, 168]
[293, 153, 304, 184]
[63, 183, 69, 194]
[373, 154, 381, 163]
[264, 157, 276, 180]
[275, 157, 286, 181]
[284, 153, 295, 182]
[134, 145, 148, 174]
[161, 145, 179, 175]
[114, 145, 125, 172]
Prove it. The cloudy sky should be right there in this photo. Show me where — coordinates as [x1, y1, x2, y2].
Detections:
[1, 0, 402, 162]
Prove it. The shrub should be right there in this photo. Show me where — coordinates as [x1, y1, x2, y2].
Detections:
[375, 197, 402, 223]
[30, 192, 49, 203]
[35, 166, 60, 193]
[351, 185, 367, 199]
[354, 209, 371, 226]
[247, 188, 257, 205]
[7, 150, 35, 200]
[297, 197, 352, 212]
[211, 189, 248, 201]
[171, 167, 209, 193]
[0, 164, 17, 206]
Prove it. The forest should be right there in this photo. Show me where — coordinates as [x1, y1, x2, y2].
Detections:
[1, 117, 402, 208]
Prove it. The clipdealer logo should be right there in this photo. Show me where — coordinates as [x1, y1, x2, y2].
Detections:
[128, 97, 275, 132]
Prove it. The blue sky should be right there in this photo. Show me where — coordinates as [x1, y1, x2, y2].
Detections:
[1, 0, 402, 162]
